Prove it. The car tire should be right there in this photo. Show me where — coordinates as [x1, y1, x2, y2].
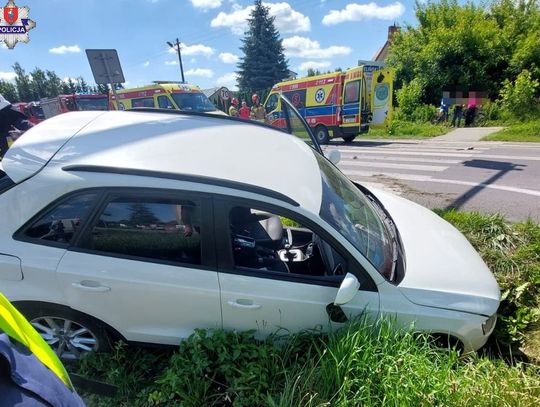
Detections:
[314, 125, 330, 145]
[342, 135, 356, 143]
[15, 303, 112, 360]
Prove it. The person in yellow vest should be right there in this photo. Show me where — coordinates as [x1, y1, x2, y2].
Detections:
[250, 94, 266, 122]
[228, 98, 239, 117]
[0, 292, 85, 406]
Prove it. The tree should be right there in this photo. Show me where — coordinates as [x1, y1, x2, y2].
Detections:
[12, 63, 33, 102]
[237, 0, 289, 94]
[76, 77, 89, 93]
[307, 68, 321, 77]
[128, 203, 159, 226]
[386, 0, 540, 104]
[30, 68, 48, 100]
[0, 80, 18, 102]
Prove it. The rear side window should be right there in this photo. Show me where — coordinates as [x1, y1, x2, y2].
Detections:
[344, 81, 360, 104]
[24, 192, 99, 245]
[81, 196, 202, 265]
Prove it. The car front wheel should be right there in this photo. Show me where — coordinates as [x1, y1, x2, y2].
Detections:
[16, 303, 111, 360]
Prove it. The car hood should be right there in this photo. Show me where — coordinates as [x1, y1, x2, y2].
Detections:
[368, 188, 500, 317]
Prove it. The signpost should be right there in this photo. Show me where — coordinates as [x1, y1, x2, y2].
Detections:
[220, 87, 230, 101]
[85, 49, 125, 108]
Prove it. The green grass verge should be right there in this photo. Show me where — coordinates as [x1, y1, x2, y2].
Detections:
[359, 120, 449, 139]
[483, 120, 540, 142]
[77, 320, 540, 406]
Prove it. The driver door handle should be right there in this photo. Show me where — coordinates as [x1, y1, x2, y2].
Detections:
[227, 299, 261, 310]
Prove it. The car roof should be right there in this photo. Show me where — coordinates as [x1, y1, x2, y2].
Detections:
[2, 110, 323, 213]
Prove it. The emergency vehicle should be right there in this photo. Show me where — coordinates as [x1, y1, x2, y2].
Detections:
[110, 82, 221, 114]
[41, 94, 109, 119]
[12, 102, 44, 124]
[265, 65, 394, 144]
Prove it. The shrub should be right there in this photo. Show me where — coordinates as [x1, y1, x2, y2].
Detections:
[395, 78, 424, 120]
[499, 70, 540, 120]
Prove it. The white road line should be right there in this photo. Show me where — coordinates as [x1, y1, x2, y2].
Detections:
[343, 170, 540, 197]
[339, 161, 448, 172]
[334, 148, 474, 158]
[338, 154, 461, 164]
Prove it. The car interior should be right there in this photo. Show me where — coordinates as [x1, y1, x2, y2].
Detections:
[229, 206, 345, 277]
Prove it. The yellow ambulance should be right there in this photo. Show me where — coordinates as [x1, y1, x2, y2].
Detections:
[265, 66, 393, 144]
[110, 82, 222, 114]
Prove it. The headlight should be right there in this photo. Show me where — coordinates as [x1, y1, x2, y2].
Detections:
[482, 314, 497, 335]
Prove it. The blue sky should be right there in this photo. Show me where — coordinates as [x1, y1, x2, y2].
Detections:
[1, 0, 419, 91]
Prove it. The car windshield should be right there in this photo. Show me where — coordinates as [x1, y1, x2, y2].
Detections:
[315, 152, 395, 279]
[171, 93, 217, 113]
[76, 97, 109, 111]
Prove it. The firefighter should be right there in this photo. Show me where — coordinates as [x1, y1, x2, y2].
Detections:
[239, 100, 250, 120]
[0, 94, 34, 158]
[0, 292, 85, 406]
[228, 97, 239, 117]
[250, 94, 266, 122]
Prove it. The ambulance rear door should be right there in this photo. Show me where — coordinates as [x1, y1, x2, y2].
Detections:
[341, 67, 364, 133]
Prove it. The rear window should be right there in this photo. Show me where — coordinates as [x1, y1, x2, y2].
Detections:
[0, 173, 15, 195]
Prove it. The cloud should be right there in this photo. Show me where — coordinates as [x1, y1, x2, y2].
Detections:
[62, 77, 78, 83]
[49, 45, 81, 54]
[282, 36, 351, 59]
[0, 71, 16, 81]
[219, 52, 239, 64]
[298, 61, 331, 71]
[211, 2, 310, 35]
[165, 60, 178, 65]
[215, 72, 239, 90]
[142, 61, 150, 67]
[1, 43, 7, 49]
[169, 42, 214, 57]
[190, 58, 197, 63]
[185, 68, 214, 78]
[322, 2, 405, 25]
[190, 0, 222, 9]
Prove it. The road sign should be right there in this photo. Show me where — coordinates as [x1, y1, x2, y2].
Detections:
[220, 87, 230, 100]
[85, 49, 125, 85]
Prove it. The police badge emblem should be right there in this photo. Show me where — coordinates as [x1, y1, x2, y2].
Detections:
[0, 0, 36, 49]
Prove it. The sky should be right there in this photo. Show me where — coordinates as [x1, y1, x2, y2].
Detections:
[0, 0, 421, 92]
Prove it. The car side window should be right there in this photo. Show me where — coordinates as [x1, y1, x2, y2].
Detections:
[265, 94, 278, 113]
[132, 97, 155, 108]
[24, 192, 99, 245]
[81, 195, 202, 265]
[229, 206, 346, 279]
[158, 96, 174, 109]
[344, 81, 360, 104]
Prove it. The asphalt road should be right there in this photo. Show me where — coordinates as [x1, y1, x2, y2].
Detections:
[324, 136, 540, 223]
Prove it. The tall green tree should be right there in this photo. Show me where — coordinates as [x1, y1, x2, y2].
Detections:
[237, 0, 289, 94]
[12, 63, 33, 102]
[0, 80, 18, 102]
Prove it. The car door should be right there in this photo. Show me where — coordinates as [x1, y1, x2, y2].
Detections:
[341, 67, 364, 131]
[214, 197, 379, 338]
[55, 188, 221, 345]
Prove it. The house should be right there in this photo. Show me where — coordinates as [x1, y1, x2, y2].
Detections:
[372, 25, 400, 62]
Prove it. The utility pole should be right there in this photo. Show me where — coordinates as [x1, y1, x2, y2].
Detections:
[167, 38, 185, 83]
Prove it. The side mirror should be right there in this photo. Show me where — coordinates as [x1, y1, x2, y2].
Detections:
[326, 149, 341, 165]
[334, 273, 360, 305]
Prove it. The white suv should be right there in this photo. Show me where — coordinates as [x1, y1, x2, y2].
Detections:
[0, 103, 499, 359]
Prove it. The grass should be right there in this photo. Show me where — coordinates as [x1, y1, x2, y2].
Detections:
[359, 120, 449, 139]
[76, 319, 540, 406]
[483, 119, 540, 142]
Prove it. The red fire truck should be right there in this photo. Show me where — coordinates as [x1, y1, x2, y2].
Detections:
[40, 94, 109, 119]
[12, 102, 45, 124]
